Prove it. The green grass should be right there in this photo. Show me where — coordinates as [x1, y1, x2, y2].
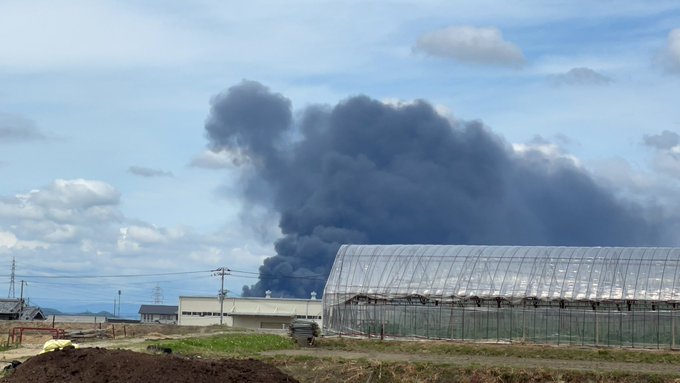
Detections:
[149, 333, 296, 357]
[316, 338, 680, 364]
[148, 332, 680, 364]
[267, 356, 675, 383]
[0, 344, 15, 352]
[141, 334, 680, 381]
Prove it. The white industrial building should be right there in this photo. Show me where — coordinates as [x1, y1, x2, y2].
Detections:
[178, 292, 322, 330]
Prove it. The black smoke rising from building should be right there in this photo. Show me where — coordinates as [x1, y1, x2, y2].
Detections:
[204, 80, 666, 298]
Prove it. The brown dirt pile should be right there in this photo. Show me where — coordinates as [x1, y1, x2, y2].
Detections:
[1, 347, 298, 383]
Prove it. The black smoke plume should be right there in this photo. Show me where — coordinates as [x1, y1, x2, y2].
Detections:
[204, 80, 666, 298]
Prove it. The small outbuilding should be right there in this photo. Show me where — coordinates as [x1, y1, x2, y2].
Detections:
[138, 305, 178, 324]
[0, 298, 45, 321]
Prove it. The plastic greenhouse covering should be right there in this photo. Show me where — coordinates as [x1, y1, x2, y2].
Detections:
[323, 245, 680, 349]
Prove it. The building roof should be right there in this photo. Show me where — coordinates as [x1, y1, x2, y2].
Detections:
[138, 305, 178, 315]
[324, 245, 680, 304]
[21, 307, 45, 320]
[0, 299, 22, 314]
[0, 299, 44, 320]
[179, 296, 319, 302]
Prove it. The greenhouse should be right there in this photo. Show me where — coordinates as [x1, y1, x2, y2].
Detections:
[322, 245, 680, 349]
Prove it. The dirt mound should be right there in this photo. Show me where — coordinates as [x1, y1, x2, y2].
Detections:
[1, 347, 298, 383]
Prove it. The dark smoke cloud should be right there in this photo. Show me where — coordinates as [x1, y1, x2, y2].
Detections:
[205, 80, 668, 298]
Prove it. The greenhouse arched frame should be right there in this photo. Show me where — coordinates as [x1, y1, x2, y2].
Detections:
[322, 245, 680, 349]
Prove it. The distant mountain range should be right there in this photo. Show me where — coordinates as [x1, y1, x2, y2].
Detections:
[33, 301, 143, 319]
[41, 307, 115, 317]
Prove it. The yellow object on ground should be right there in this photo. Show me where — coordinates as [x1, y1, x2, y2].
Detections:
[40, 339, 78, 354]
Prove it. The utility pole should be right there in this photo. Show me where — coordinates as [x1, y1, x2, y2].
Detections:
[118, 290, 121, 318]
[8, 257, 15, 298]
[19, 280, 27, 313]
[212, 267, 230, 325]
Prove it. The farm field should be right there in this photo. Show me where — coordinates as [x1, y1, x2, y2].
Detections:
[3, 323, 680, 382]
[153, 333, 680, 382]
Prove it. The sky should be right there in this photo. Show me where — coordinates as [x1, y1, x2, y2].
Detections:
[1, 0, 680, 315]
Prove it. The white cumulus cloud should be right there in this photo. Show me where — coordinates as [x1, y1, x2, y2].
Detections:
[659, 28, 680, 74]
[0, 231, 18, 249]
[414, 26, 525, 67]
[550, 67, 612, 86]
[0, 179, 121, 246]
[117, 225, 186, 249]
[643, 130, 680, 180]
[189, 149, 248, 169]
[26, 179, 120, 210]
[0, 177, 274, 308]
[513, 136, 582, 168]
[0, 230, 48, 251]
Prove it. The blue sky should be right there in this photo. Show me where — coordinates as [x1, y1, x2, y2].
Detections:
[1, 0, 680, 315]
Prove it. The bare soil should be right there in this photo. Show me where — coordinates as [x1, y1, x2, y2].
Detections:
[0, 347, 298, 383]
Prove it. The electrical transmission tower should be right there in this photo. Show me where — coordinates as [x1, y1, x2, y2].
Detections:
[152, 284, 164, 304]
[8, 257, 15, 298]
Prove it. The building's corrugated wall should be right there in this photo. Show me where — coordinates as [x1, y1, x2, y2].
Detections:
[323, 245, 680, 348]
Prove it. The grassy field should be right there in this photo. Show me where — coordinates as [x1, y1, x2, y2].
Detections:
[267, 356, 672, 383]
[316, 337, 680, 364]
[150, 333, 296, 357]
[144, 333, 680, 382]
[0, 344, 13, 352]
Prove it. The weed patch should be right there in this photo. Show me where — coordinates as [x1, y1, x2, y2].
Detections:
[149, 333, 296, 357]
[268, 356, 676, 383]
[316, 338, 680, 364]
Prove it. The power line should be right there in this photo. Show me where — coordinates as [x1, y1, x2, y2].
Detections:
[16, 270, 212, 279]
[7, 264, 328, 312]
[26, 278, 182, 288]
[9, 268, 328, 282]
[229, 269, 328, 281]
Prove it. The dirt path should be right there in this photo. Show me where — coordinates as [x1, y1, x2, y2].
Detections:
[261, 349, 680, 376]
[0, 338, 150, 363]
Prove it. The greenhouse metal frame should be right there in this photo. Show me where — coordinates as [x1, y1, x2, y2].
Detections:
[323, 245, 680, 349]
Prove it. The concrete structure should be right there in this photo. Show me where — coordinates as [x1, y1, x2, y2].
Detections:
[138, 305, 178, 324]
[178, 293, 322, 330]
